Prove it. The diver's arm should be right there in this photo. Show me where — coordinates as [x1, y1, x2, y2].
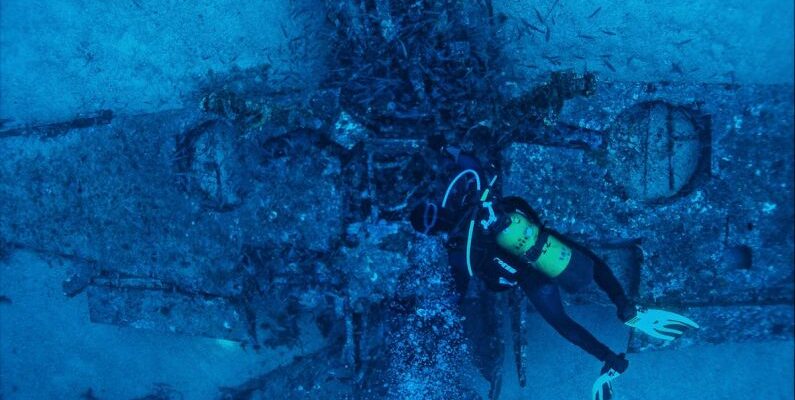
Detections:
[526, 282, 615, 362]
[448, 250, 471, 296]
[444, 147, 487, 177]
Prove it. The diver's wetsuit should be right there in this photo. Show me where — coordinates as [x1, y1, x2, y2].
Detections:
[432, 152, 634, 365]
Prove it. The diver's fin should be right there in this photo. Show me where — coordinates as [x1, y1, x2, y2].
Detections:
[624, 306, 699, 341]
[592, 368, 620, 400]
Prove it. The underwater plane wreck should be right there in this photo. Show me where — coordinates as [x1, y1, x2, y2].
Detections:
[0, 0, 792, 399]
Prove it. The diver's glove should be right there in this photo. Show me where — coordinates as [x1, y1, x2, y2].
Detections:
[603, 352, 628, 374]
[624, 305, 700, 341]
[444, 145, 462, 161]
[592, 355, 626, 400]
[427, 134, 447, 154]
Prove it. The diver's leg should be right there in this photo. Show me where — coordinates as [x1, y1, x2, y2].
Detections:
[592, 258, 635, 321]
[553, 247, 594, 293]
[518, 274, 615, 363]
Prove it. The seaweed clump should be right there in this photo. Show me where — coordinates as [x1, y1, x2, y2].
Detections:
[324, 0, 517, 150]
[323, 1, 599, 155]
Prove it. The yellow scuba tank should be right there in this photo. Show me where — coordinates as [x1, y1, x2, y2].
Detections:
[495, 212, 572, 278]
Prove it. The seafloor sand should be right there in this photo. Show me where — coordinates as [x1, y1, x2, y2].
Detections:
[1, 0, 793, 125]
[1, 251, 792, 399]
[497, 0, 794, 86]
[500, 305, 794, 400]
[0, 0, 327, 126]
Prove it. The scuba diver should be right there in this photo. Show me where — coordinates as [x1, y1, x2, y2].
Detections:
[410, 146, 699, 400]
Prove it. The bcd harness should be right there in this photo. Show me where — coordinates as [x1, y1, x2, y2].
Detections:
[443, 169, 573, 279]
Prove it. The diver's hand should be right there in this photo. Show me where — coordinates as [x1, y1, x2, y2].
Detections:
[603, 352, 628, 374]
[427, 134, 447, 154]
[444, 145, 461, 160]
[624, 306, 699, 341]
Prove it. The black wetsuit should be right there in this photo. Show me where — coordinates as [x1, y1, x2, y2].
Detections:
[439, 152, 634, 365]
